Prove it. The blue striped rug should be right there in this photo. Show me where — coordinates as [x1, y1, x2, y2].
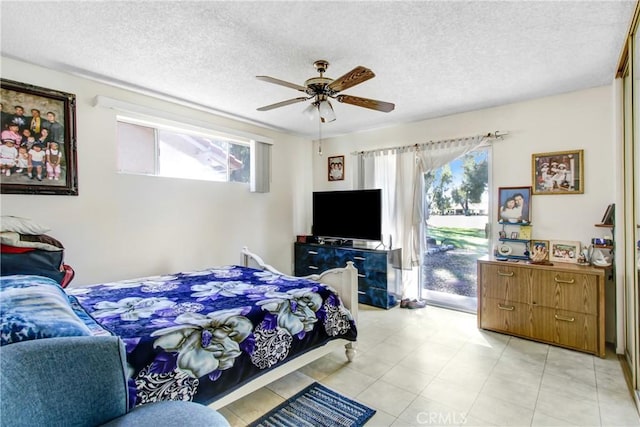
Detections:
[248, 382, 376, 427]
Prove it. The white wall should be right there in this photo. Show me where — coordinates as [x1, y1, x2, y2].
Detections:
[1, 57, 312, 285]
[1, 56, 615, 294]
[313, 85, 615, 246]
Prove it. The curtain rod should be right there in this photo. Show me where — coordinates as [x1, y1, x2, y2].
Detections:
[350, 131, 508, 156]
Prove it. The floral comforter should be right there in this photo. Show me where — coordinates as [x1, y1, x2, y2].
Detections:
[67, 265, 357, 406]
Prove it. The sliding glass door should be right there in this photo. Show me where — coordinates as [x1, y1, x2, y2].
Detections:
[420, 148, 490, 313]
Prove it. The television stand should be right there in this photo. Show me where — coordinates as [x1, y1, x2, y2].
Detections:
[294, 242, 402, 309]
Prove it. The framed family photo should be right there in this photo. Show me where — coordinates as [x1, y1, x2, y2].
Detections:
[328, 155, 344, 181]
[549, 240, 581, 263]
[532, 149, 583, 195]
[0, 79, 78, 195]
[498, 186, 531, 224]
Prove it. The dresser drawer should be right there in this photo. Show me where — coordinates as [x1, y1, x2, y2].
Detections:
[532, 306, 598, 353]
[338, 249, 388, 273]
[294, 245, 335, 275]
[357, 286, 390, 308]
[531, 270, 598, 315]
[479, 264, 530, 304]
[480, 298, 531, 336]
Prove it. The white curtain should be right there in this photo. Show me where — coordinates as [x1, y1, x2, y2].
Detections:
[356, 136, 486, 298]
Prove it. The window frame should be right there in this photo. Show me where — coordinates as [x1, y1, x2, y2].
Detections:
[116, 114, 251, 184]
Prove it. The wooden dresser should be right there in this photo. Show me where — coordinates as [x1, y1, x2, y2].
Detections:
[477, 256, 606, 357]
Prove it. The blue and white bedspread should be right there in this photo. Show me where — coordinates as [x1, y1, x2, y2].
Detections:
[66, 265, 357, 406]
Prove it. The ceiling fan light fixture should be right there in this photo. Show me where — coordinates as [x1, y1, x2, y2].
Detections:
[302, 103, 318, 120]
[318, 99, 336, 123]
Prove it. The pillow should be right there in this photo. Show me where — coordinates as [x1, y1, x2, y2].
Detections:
[0, 275, 92, 346]
[0, 216, 50, 235]
[0, 232, 64, 251]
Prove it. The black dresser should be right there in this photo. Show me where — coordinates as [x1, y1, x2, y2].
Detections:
[294, 242, 402, 309]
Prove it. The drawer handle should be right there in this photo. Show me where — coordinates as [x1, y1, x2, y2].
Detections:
[554, 276, 575, 284]
[554, 314, 575, 322]
[497, 271, 514, 277]
[498, 304, 515, 311]
[308, 266, 319, 270]
[354, 256, 366, 260]
[357, 274, 366, 278]
[308, 251, 318, 255]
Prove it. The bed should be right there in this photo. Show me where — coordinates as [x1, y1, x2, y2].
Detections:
[62, 247, 358, 409]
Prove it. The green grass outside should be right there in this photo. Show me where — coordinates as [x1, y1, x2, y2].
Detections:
[426, 226, 488, 254]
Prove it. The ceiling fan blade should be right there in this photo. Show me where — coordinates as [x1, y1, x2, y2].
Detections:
[256, 76, 307, 92]
[336, 95, 395, 112]
[257, 97, 309, 111]
[327, 66, 375, 92]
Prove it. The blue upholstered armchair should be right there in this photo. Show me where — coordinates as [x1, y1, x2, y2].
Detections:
[0, 336, 230, 427]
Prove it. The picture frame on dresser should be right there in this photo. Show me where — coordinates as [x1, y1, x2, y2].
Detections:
[531, 240, 549, 261]
[549, 240, 581, 263]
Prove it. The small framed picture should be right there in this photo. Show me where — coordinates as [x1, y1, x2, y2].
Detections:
[601, 203, 615, 225]
[328, 155, 344, 181]
[532, 149, 584, 195]
[511, 232, 519, 239]
[531, 240, 549, 261]
[498, 186, 531, 224]
[498, 230, 506, 239]
[549, 240, 581, 263]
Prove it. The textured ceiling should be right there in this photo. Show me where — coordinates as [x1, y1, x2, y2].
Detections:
[0, 1, 635, 138]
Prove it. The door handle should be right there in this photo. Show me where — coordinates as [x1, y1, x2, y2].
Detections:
[308, 266, 319, 270]
[308, 251, 318, 255]
[354, 256, 366, 261]
[497, 271, 514, 277]
[498, 304, 515, 311]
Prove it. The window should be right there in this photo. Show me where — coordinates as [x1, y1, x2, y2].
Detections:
[117, 119, 250, 184]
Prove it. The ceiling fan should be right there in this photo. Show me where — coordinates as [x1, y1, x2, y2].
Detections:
[256, 60, 395, 122]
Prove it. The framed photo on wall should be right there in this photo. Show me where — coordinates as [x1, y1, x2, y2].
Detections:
[532, 149, 583, 195]
[0, 78, 78, 195]
[328, 155, 344, 181]
[549, 240, 581, 263]
[498, 186, 531, 224]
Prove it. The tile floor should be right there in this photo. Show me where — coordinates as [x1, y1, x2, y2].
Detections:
[218, 304, 640, 426]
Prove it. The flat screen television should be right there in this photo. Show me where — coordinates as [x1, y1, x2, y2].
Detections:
[312, 189, 382, 242]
